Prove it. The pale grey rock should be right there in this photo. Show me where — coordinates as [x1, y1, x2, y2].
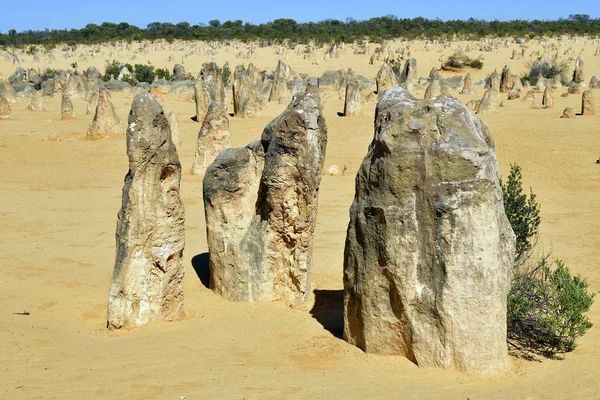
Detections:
[191, 102, 230, 175]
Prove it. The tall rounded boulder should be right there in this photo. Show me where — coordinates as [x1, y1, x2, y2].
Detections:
[107, 92, 185, 330]
[343, 87, 515, 374]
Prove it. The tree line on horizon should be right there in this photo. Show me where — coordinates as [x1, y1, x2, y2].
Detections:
[0, 15, 598, 47]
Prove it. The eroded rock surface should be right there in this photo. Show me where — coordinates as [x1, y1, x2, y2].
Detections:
[107, 92, 185, 330]
[343, 87, 515, 375]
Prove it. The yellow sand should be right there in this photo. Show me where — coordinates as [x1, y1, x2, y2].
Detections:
[1, 38, 599, 399]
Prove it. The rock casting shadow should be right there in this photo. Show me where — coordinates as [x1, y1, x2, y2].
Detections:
[191, 253, 210, 289]
[310, 289, 344, 339]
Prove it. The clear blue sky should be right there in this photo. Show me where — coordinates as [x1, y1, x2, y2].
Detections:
[0, 0, 597, 33]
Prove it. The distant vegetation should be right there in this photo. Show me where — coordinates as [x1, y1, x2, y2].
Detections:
[1, 16, 599, 47]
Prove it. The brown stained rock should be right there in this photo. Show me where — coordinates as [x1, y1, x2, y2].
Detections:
[542, 86, 555, 109]
[87, 88, 122, 140]
[343, 87, 515, 374]
[203, 86, 327, 307]
[191, 102, 230, 176]
[107, 91, 185, 330]
[574, 56, 584, 83]
[507, 90, 520, 100]
[399, 58, 418, 85]
[500, 65, 514, 93]
[582, 90, 595, 115]
[27, 96, 45, 112]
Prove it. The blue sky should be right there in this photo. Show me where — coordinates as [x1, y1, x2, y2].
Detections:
[0, 0, 597, 33]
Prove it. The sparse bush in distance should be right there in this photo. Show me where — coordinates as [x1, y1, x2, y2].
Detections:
[134, 64, 155, 84]
[444, 51, 483, 70]
[154, 67, 171, 80]
[502, 164, 594, 358]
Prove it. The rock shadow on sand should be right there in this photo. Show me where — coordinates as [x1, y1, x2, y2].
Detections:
[191, 253, 210, 289]
[310, 289, 344, 339]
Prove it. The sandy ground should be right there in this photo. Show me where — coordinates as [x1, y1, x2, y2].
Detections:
[1, 38, 599, 399]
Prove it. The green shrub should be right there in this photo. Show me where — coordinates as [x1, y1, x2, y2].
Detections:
[503, 164, 594, 357]
[444, 51, 483, 70]
[102, 60, 134, 82]
[134, 64, 155, 84]
[155, 67, 171, 80]
[500, 164, 541, 260]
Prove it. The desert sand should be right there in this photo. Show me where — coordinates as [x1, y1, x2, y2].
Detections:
[1, 38, 599, 399]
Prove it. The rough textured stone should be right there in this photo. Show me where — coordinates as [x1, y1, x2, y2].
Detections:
[0, 80, 17, 103]
[542, 86, 554, 109]
[203, 86, 327, 306]
[568, 82, 581, 95]
[269, 60, 293, 103]
[424, 79, 442, 100]
[485, 70, 501, 92]
[172, 64, 188, 81]
[107, 91, 185, 330]
[562, 107, 576, 119]
[343, 77, 362, 116]
[477, 88, 500, 114]
[376, 63, 398, 94]
[343, 87, 515, 374]
[507, 90, 520, 100]
[64, 74, 86, 99]
[27, 96, 45, 112]
[233, 63, 260, 118]
[191, 102, 230, 175]
[61, 92, 76, 120]
[87, 88, 123, 140]
[399, 58, 418, 85]
[87, 91, 99, 114]
[582, 90, 594, 115]
[574, 56, 584, 83]
[167, 111, 181, 149]
[460, 73, 475, 95]
[0, 95, 12, 119]
[194, 62, 225, 122]
[499, 66, 514, 93]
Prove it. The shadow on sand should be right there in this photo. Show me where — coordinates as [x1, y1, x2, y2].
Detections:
[191, 252, 210, 289]
[310, 289, 344, 338]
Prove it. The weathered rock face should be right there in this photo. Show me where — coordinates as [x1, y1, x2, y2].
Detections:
[87, 88, 123, 140]
[573, 56, 584, 83]
[167, 111, 181, 149]
[562, 107, 576, 119]
[87, 91, 99, 114]
[343, 87, 515, 375]
[568, 82, 581, 95]
[582, 90, 594, 115]
[107, 91, 185, 330]
[500, 66, 514, 93]
[542, 86, 554, 109]
[27, 96, 45, 112]
[343, 78, 362, 116]
[269, 60, 293, 103]
[376, 63, 398, 94]
[194, 62, 226, 122]
[191, 102, 230, 175]
[590, 76, 600, 89]
[233, 64, 260, 118]
[0, 95, 12, 119]
[0, 81, 17, 103]
[485, 70, 501, 92]
[61, 93, 76, 120]
[204, 86, 327, 306]
[424, 79, 442, 100]
[64, 74, 86, 99]
[460, 73, 475, 95]
[399, 58, 418, 85]
[477, 88, 500, 114]
[172, 64, 188, 81]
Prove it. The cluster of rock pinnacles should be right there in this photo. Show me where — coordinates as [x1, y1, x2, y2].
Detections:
[106, 69, 517, 375]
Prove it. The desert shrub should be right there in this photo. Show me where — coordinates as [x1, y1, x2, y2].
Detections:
[134, 64, 155, 84]
[525, 57, 570, 84]
[155, 67, 171, 80]
[500, 164, 541, 260]
[444, 51, 483, 69]
[102, 60, 133, 82]
[503, 164, 594, 357]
